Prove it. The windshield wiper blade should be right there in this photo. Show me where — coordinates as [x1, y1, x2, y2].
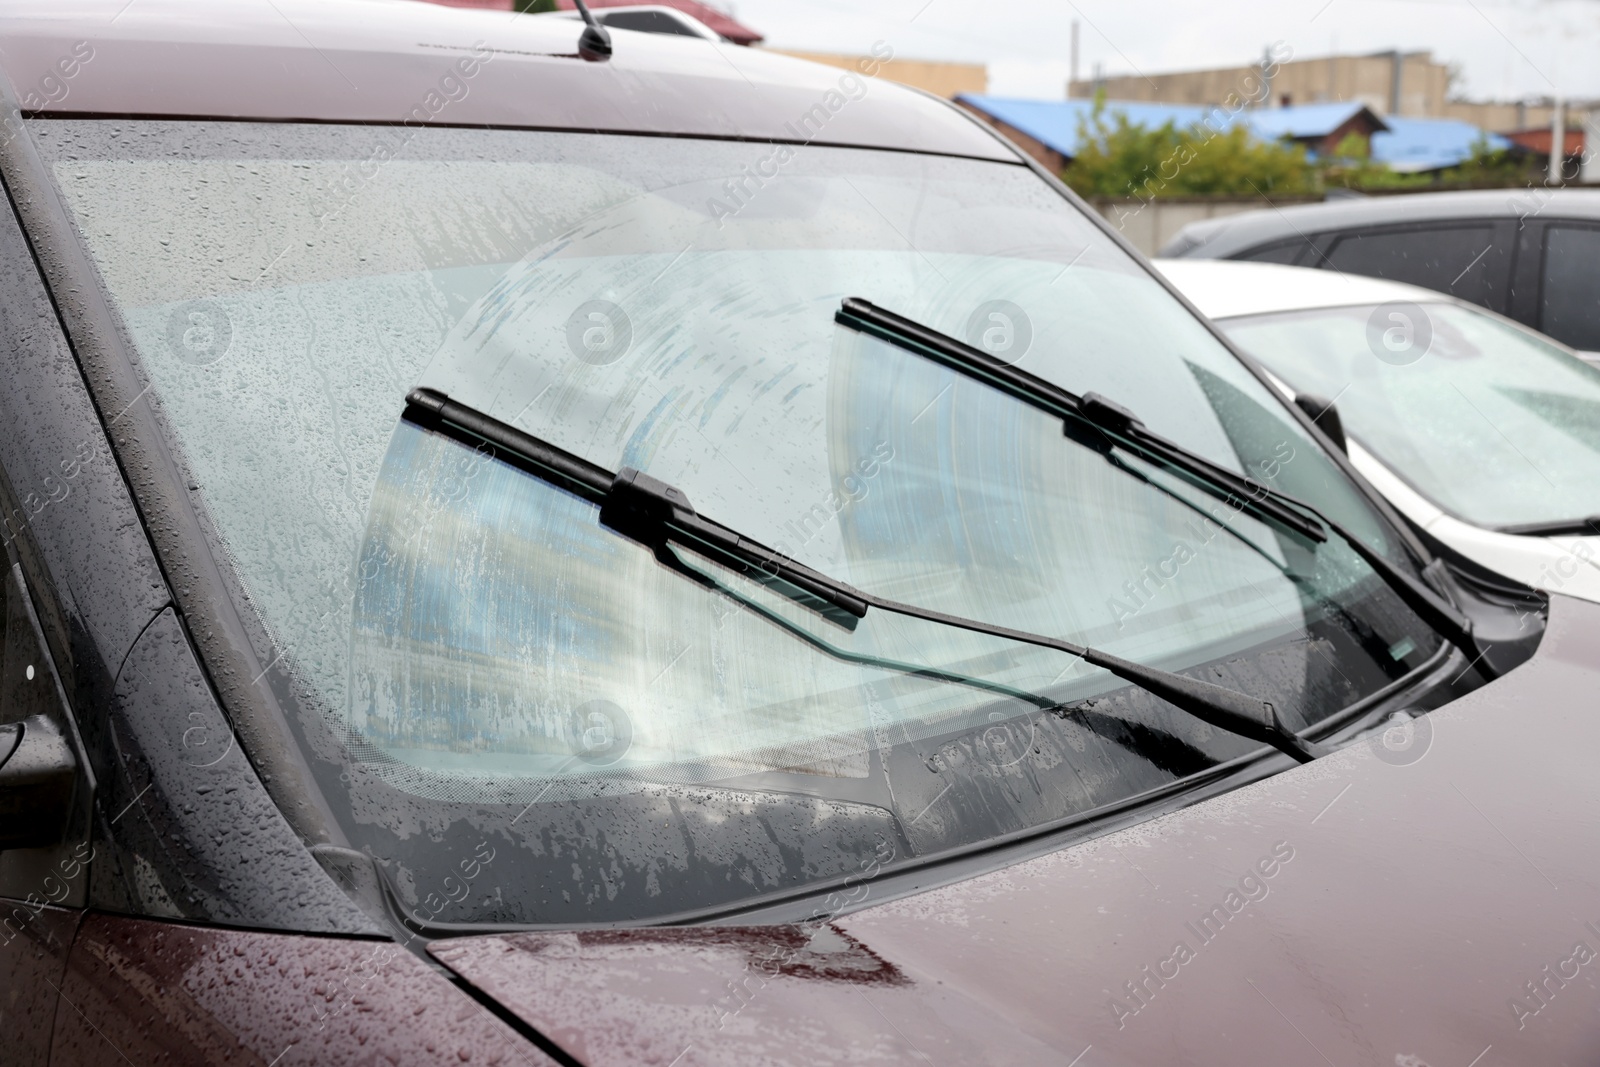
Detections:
[406, 387, 1327, 763]
[834, 297, 1494, 680]
[837, 299, 1324, 544]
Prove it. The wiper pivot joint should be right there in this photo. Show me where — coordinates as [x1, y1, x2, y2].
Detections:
[1086, 648, 1324, 762]
[601, 466, 697, 545]
[1077, 391, 1143, 435]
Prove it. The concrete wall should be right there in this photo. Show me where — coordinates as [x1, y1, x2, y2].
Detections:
[1067, 53, 1596, 135]
[1071, 52, 1447, 118]
[1086, 197, 1318, 257]
[1440, 100, 1592, 135]
[770, 51, 986, 99]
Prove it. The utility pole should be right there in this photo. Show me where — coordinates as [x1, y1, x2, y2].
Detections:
[1068, 20, 1080, 99]
[1388, 50, 1404, 116]
[1583, 110, 1600, 184]
[1550, 97, 1565, 185]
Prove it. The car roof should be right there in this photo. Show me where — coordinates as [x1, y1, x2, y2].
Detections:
[1162, 187, 1600, 258]
[1154, 257, 1453, 320]
[0, 0, 1012, 161]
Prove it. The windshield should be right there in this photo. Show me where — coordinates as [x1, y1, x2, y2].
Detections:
[1217, 302, 1600, 530]
[42, 119, 1443, 926]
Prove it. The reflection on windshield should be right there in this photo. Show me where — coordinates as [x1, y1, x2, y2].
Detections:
[1220, 303, 1600, 528]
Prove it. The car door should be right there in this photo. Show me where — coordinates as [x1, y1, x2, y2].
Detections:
[0, 560, 94, 1067]
[1534, 222, 1600, 358]
[1311, 220, 1518, 316]
[0, 193, 101, 1067]
[0, 146, 153, 1067]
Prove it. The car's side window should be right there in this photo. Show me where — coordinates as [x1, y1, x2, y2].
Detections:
[1233, 238, 1311, 265]
[1539, 224, 1600, 353]
[600, 10, 703, 35]
[1318, 223, 1512, 312]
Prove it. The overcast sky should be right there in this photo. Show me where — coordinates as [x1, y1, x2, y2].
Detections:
[728, 0, 1600, 103]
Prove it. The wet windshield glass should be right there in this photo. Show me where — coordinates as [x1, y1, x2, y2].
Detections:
[1218, 303, 1600, 529]
[42, 120, 1441, 925]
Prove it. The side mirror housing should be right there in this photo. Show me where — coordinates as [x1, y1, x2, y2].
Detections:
[1294, 392, 1348, 454]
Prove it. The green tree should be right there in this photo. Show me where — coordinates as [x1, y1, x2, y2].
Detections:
[1317, 132, 1428, 191]
[1301, 132, 1530, 193]
[514, 0, 558, 12]
[1437, 136, 1537, 187]
[1064, 99, 1318, 200]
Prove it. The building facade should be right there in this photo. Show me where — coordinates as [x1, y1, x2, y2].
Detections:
[773, 52, 986, 99]
[1070, 51, 1448, 118]
[1069, 50, 1592, 135]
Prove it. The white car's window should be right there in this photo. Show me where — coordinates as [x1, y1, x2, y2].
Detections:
[1541, 225, 1600, 353]
[1220, 302, 1600, 529]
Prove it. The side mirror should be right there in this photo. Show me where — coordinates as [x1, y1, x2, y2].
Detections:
[1294, 393, 1348, 455]
[0, 713, 77, 850]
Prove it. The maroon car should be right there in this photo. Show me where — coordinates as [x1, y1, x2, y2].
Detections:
[0, 2, 1593, 1064]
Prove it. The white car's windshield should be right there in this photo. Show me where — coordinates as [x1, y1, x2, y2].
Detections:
[42, 119, 1444, 925]
[1218, 302, 1600, 530]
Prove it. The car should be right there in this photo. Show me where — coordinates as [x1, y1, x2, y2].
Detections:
[1160, 188, 1600, 365]
[1157, 258, 1600, 608]
[0, 2, 1595, 1065]
[530, 4, 729, 43]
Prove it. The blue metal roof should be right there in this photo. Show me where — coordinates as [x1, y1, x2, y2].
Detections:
[955, 96, 1214, 159]
[1370, 117, 1513, 172]
[1242, 100, 1384, 140]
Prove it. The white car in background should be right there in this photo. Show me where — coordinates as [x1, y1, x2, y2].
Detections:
[531, 4, 728, 42]
[1158, 259, 1600, 603]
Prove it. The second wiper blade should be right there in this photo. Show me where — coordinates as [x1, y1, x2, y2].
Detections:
[836, 298, 1326, 544]
[835, 297, 1492, 680]
[406, 387, 1326, 764]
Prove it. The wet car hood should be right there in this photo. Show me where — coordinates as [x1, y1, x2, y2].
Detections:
[431, 594, 1600, 1067]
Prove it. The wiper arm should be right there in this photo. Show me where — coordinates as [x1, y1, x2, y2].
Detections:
[835, 297, 1494, 680]
[664, 542, 1216, 775]
[406, 387, 1327, 763]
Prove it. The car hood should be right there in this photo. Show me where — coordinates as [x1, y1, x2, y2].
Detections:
[431, 594, 1600, 1067]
